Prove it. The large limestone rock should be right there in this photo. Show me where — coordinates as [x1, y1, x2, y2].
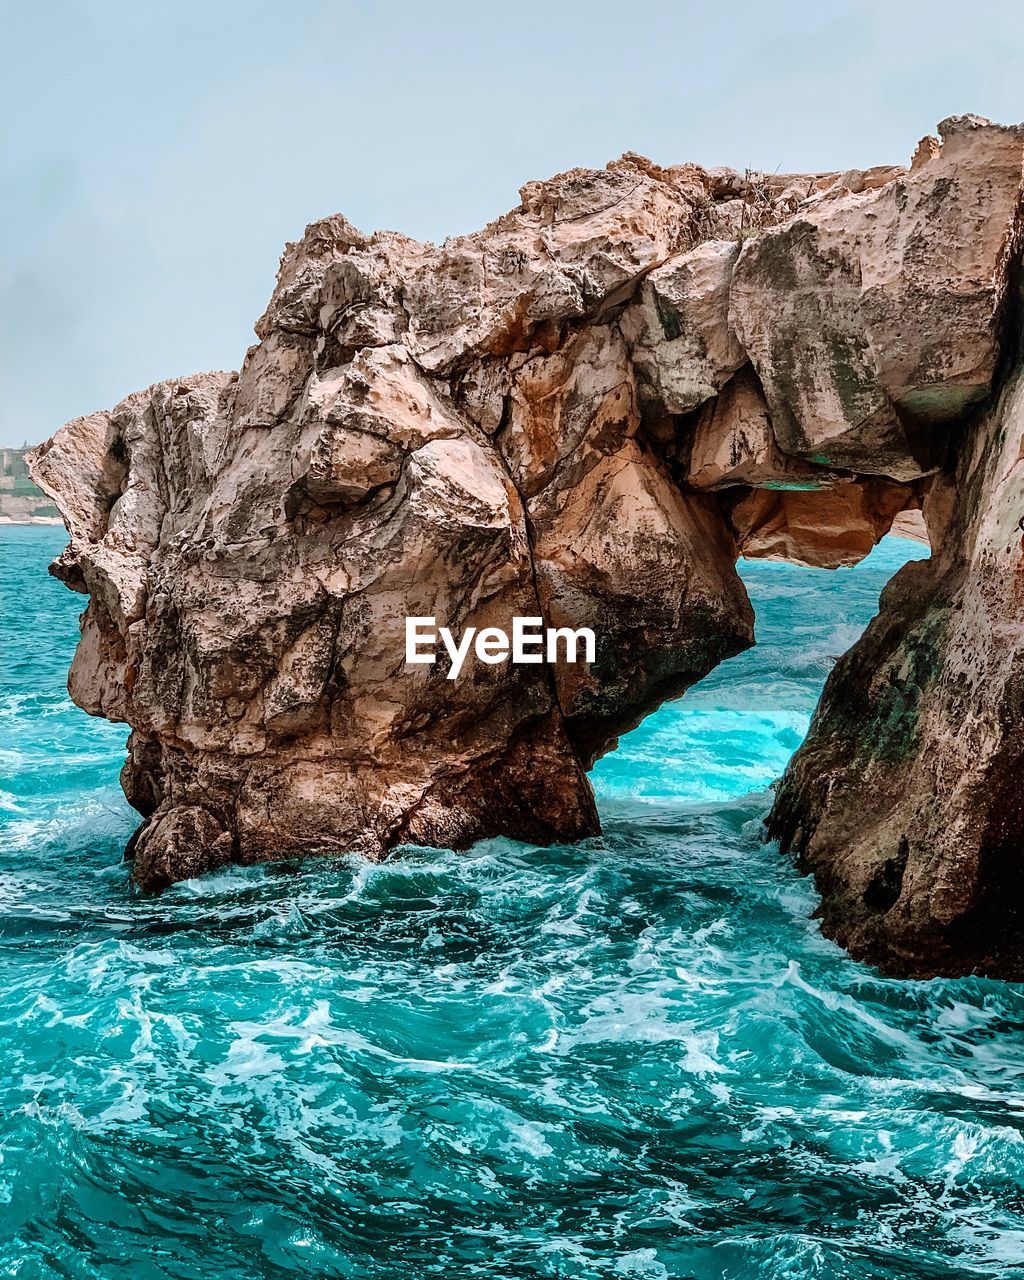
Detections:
[32, 118, 1024, 981]
[768, 361, 1024, 976]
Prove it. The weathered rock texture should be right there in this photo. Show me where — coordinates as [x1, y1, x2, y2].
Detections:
[32, 116, 1024, 978]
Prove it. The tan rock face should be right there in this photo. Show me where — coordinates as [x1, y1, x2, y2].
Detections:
[32, 119, 1024, 980]
[687, 367, 835, 491]
[728, 478, 918, 569]
[620, 239, 745, 414]
[768, 365, 1024, 977]
[730, 115, 1024, 479]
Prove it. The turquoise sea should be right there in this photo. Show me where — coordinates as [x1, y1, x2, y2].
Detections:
[3, 524, 1024, 1279]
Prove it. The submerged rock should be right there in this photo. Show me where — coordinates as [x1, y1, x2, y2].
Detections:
[31, 118, 1024, 978]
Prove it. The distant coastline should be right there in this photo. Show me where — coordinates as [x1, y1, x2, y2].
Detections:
[0, 445, 60, 523]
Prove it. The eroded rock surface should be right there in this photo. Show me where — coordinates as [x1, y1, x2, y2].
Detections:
[32, 118, 1024, 977]
[768, 358, 1024, 976]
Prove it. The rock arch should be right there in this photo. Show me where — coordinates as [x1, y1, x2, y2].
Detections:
[32, 116, 1024, 977]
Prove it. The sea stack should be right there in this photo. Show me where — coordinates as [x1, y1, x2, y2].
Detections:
[31, 116, 1024, 979]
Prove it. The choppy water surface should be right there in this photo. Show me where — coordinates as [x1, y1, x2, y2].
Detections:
[3, 525, 1024, 1279]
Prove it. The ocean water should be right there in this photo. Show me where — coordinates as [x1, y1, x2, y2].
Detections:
[3, 524, 1024, 1280]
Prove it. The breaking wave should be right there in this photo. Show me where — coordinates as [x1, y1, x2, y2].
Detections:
[4, 526, 1023, 1279]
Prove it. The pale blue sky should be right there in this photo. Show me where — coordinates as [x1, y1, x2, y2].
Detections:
[3, 0, 1023, 446]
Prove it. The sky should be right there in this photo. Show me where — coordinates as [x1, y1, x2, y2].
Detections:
[3, 0, 1024, 447]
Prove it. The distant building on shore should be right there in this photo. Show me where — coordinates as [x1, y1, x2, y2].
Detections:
[1, 445, 61, 523]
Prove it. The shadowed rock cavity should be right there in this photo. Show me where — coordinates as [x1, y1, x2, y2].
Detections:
[31, 117, 1024, 978]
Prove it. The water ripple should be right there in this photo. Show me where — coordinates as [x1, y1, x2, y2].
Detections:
[4, 527, 1024, 1278]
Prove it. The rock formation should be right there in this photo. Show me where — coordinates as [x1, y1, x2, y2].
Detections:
[31, 116, 1024, 978]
